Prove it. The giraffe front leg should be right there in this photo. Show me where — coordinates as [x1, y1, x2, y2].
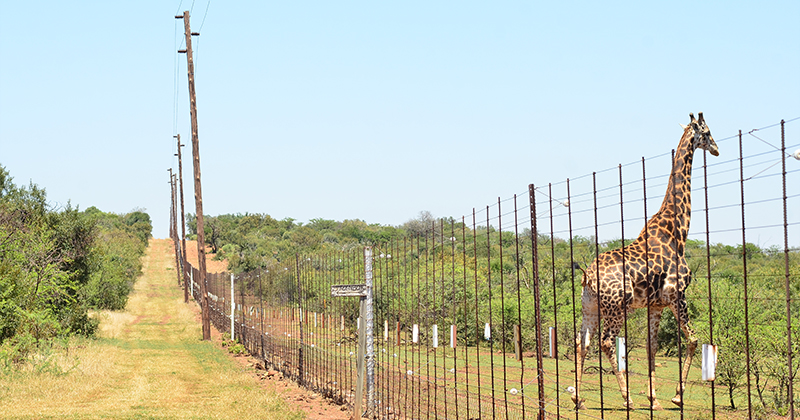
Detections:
[646, 309, 664, 411]
[671, 302, 699, 407]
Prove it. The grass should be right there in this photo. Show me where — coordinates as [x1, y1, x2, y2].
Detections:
[379, 342, 759, 419]
[0, 239, 304, 420]
[246, 312, 756, 419]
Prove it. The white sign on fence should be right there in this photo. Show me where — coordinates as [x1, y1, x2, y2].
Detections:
[432, 324, 439, 348]
[616, 337, 627, 372]
[330, 284, 367, 297]
[702, 344, 718, 381]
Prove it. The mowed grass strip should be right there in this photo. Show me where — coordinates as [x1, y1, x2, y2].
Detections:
[0, 239, 303, 420]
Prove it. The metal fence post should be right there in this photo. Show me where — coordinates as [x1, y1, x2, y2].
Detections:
[330, 248, 374, 419]
[528, 184, 546, 419]
[355, 298, 366, 419]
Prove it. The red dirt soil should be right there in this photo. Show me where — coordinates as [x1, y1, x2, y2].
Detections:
[180, 239, 229, 273]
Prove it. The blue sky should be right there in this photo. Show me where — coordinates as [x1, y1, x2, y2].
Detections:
[1, 1, 798, 239]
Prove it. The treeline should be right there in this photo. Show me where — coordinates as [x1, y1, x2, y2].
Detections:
[0, 165, 151, 365]
[186, 212, 407, 272]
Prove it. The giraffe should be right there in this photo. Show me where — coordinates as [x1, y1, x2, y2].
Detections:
[571, 112, 719, 410]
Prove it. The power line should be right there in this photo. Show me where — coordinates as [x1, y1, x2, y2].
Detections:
[174, 0, 184, 17]
[173, 19, 181, 135]
[199, 0, 211, 32]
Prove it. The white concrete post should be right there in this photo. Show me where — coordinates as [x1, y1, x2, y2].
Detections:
[230, 273, 235, 341]
[702, 344, 718, 381]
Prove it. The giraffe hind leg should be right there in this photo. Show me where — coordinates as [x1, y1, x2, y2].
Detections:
[572, 320, 592, 410]
[599, 319, 634, 409]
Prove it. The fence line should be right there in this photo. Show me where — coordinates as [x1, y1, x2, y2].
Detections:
[175, 119, 798, 419]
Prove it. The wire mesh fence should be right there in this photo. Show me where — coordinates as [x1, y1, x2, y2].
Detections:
[177, 119, 799, 419]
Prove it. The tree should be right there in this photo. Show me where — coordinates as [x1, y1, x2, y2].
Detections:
[0, 165, 150, 363]
[402, 211, 434, 237]
[124, 210, 153, 244]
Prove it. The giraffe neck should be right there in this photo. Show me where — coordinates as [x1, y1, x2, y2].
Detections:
[649, 128, 696, 246]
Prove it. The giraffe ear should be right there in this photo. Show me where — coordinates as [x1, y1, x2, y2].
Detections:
[679, 123, 688, 130]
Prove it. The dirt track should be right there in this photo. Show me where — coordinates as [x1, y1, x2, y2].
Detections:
[0, 239, 349, 420]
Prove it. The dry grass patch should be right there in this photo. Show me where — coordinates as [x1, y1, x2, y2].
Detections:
[0, 239, 303, 420]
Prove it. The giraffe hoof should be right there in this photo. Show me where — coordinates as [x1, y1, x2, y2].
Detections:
[671, 395, 683, 407]
[650, 400, 664, 411]
[623, 400, 634, 410]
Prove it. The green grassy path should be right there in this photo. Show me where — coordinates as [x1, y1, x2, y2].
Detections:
[0, 239, 303, 420]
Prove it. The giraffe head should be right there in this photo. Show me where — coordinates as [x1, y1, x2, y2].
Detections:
[686, 112, 719, 156]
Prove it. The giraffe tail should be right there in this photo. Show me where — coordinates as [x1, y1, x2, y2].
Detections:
[572, 262, 586, 276]
[572, 262, 589, 286]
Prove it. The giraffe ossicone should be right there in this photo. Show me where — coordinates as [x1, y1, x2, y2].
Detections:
[571, 112, 719, 411]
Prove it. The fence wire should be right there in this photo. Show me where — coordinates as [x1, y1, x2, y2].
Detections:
[176, 119, 799, 419]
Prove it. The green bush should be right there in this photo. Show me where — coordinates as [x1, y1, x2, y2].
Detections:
[0, 164, 149, 363]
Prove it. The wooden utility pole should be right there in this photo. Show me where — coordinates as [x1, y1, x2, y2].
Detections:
[175, 134, 189, 303]
[172, 173, 182, 286]
[169, 170, 181, 286]
[168, 169, 175, 240]
[177, 10, 210, 340]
